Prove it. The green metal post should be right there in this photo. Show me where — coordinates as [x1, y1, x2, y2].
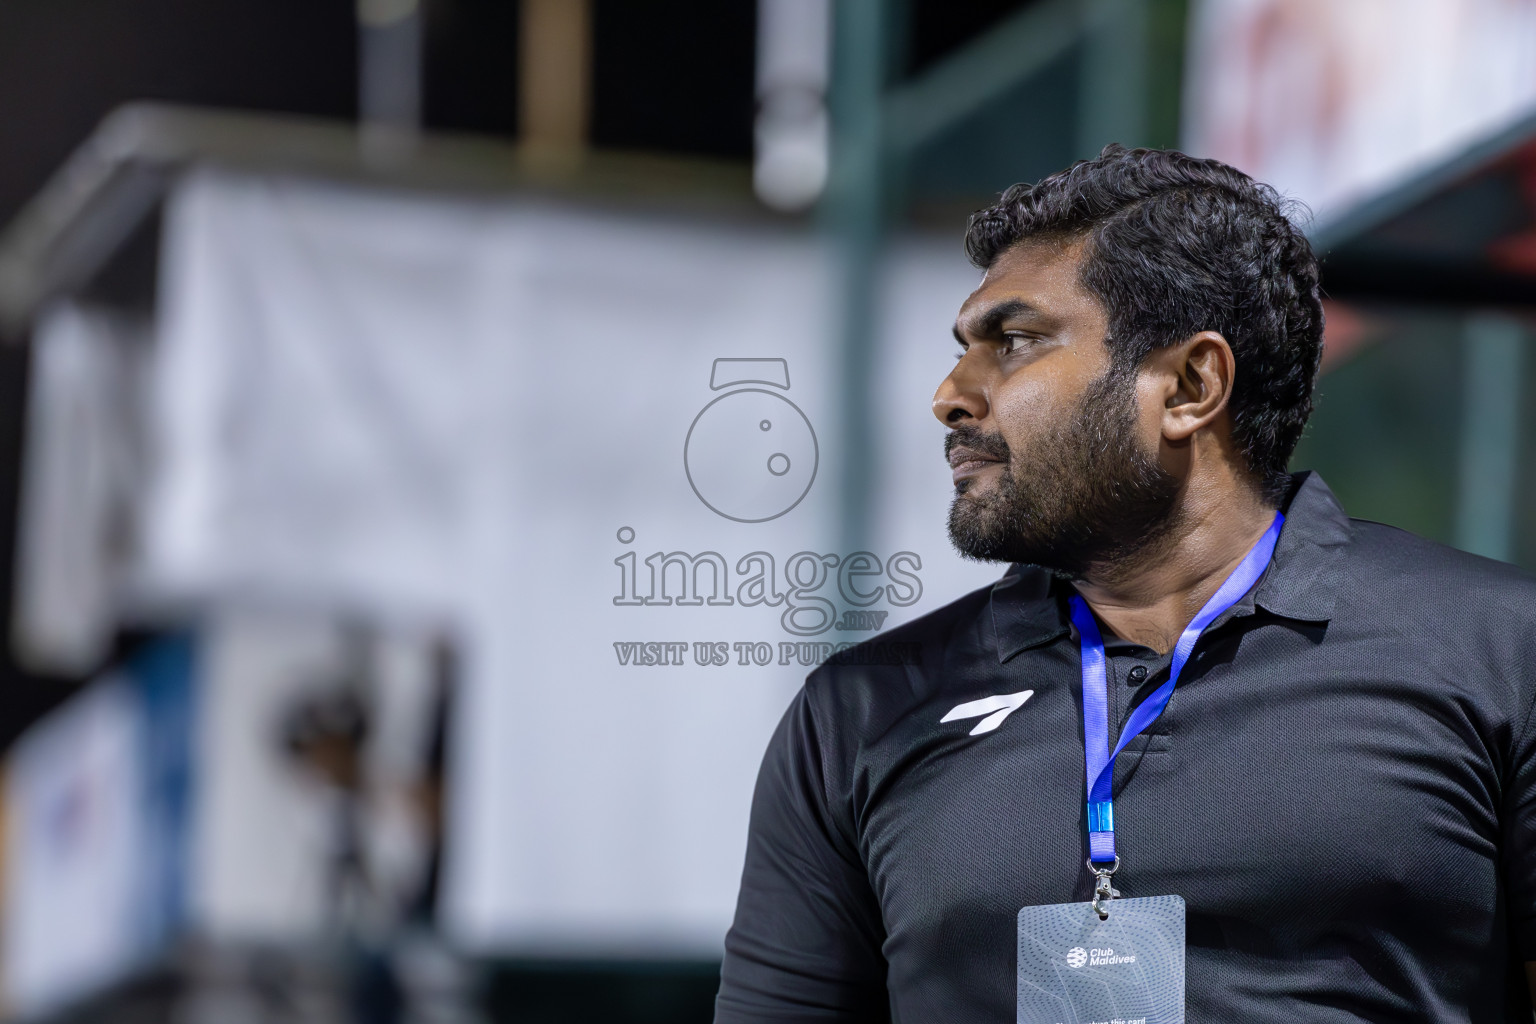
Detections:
[1455, 313, 1526, 561]
[826, 0, 891, 560]
[1078, 0, 1152, 158]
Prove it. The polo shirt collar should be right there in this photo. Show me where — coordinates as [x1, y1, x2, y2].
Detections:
[989, 565, 1070, 663]
[988, 471, 1352, 663]
[1250, 470, 1351, 624]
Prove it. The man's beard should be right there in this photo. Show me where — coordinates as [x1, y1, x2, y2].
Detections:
[946, 365, 1181, 579]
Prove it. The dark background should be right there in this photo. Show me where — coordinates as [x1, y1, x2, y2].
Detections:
[0, 0, 1047, 229]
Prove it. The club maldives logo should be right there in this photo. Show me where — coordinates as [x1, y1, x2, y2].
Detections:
[684, 358, 818, 522]
[1066, 946, 1137, 967]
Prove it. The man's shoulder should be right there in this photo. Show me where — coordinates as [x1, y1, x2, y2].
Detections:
[1342, 517, 1536, 619]
[1276, 473, 1536, 628]
[1334, 520, 1536, 681]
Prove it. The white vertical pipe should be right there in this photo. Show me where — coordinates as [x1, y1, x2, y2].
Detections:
[755, 0, 832, 211]
[358, 0, 423, 165]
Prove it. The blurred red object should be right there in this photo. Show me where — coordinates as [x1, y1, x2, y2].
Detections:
[1486, 140, 1536, 277]
[1319, 298, 1377, 372]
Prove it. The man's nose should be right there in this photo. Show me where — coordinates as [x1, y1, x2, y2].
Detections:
[933, 350, 990, 426]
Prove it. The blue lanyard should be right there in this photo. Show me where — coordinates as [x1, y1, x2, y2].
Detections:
[1070, 512, 1284, 868]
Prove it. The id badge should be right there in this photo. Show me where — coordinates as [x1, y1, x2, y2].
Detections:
[1016, 895, 1185, 1024]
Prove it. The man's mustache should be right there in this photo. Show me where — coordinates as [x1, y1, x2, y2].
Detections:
[944, 425, 1010, 464]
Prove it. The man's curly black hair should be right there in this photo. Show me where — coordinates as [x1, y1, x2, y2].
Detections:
[964, 144, 1325, 505]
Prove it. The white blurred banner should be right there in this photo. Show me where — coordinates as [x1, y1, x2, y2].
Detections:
[15, 304, 148, 675]
[1185, 0, 1536, 219]
[147, 171, 998, 956]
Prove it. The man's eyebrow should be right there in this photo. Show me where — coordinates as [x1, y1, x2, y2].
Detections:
[952, 298, 1041, 345]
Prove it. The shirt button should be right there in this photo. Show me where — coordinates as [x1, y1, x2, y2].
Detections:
[1127, 665, 1148, 685]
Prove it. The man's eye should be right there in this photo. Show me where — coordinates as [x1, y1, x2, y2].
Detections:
[1001, 333, 1035, 354]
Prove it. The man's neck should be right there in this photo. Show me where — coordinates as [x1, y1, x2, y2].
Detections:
[1071, 483, 1277, 654]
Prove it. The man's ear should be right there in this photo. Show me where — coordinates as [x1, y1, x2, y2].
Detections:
[1148, 331, 1236, 442]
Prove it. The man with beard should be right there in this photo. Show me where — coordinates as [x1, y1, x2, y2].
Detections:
[714, 145, 1536, 1023]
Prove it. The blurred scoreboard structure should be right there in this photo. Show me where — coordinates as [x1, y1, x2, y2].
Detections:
[1185, 0, 1536, 308]
[1186, 0, 1536, 226]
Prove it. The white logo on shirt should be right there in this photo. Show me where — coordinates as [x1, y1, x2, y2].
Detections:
[939, 689, 1034, 736]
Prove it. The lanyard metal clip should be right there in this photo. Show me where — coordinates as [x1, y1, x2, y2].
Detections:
[1088, 856, 1121, 920]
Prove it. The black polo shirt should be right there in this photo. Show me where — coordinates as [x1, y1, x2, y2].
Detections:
[715, 472, 1536, 1023]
